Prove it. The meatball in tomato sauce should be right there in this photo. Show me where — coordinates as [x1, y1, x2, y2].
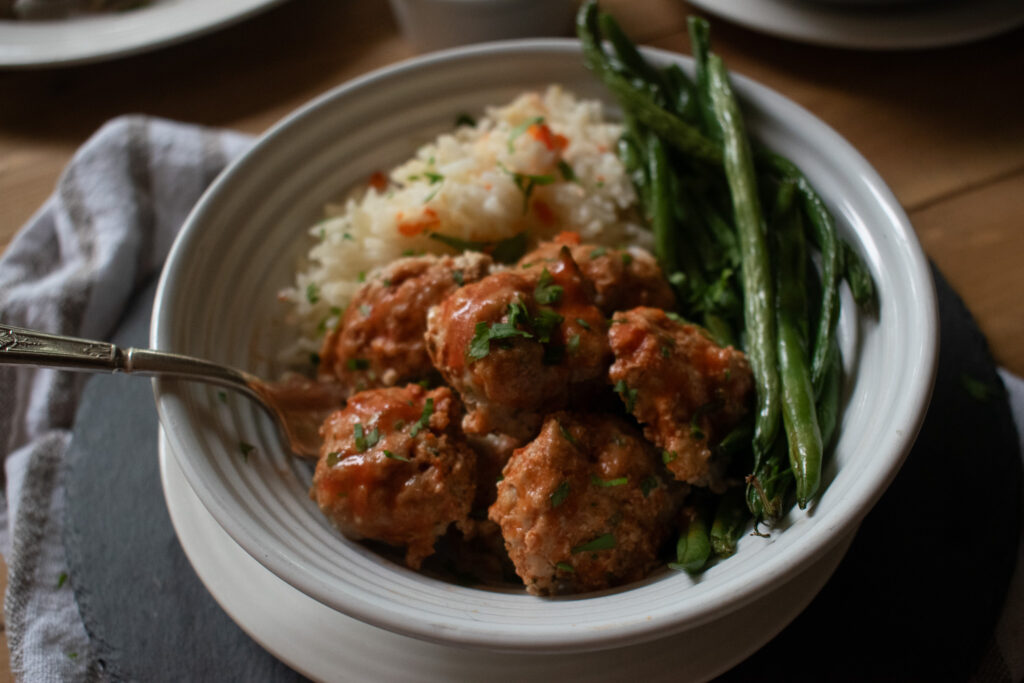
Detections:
[425, 246, 610, 441]
[318, 252, 493, 395]
[518, 239, 674, 315]
[489, 412, 681, 596]
[608, 307, 753, 490]
[312, 384, 476, 569]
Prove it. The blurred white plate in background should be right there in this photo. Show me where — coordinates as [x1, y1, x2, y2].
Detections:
[0, 0, 287, 68]
[687, 0, 1024, 50]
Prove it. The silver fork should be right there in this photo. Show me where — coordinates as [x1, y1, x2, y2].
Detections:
[0, 323, 337, 458]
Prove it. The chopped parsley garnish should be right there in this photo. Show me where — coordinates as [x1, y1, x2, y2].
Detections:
[507, 115, 544, 152]
[357, 271, 366, 283]
[409, 398, 435, 437]
[452, 269, 464, 286]
[239, 442, 255, 461]
[557, 159, 576, 182]
[305, 282, 320, 304]
[665, 311, 685, 323]
[455, 113, 476, 128]
[423, 186, 441, 203]
[383, 450, 411, 462]
[614, 379, 639, 412]
[571, 533, 616, 554]
[326, 451, 342, 467]
[588, 247, 607, 259]
[427, 231, 527, 264]
[496, 161, 556, 213]
[342, 232, 354, 241]
[467, 320, 532, 361]
[466, 299, 563, 362]
[558, 421, 578, 446]
[550, 481, 571, 507]
[567, 333, 581, 355]
[662, 450, 678, 464]
[640, 476, 659, 497]
[575, 317, 591, 330]
[660, 344, 673, 359]
[309, 352, 321, 367]
[217, 390, 228, 404]
[621, 252, 633, 266]
[534, 268, 563, 305]
[358, 304, 372, 317]
[555, 562, 575, 573]
[353, 423, 381, 452]
[590, 475, 628, 487]
[346, 358, 370, 371]
[531, 307, 564, 344]
[423, 171, 444, 184]
[57, 572, 68, 589]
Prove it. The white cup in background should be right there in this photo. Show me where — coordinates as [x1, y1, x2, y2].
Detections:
[388, 0, 578, 52]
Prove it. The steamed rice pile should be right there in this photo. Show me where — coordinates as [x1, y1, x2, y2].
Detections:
[281, 85, 647, 360]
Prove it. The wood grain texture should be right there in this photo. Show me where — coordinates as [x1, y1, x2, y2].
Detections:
[1, 0, 1023, 676]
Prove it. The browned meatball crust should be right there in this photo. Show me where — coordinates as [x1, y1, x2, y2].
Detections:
[518, 240, 675, 315]
[608, 307, 753, 489]
[319, 252, 493, 394]
[425, 246, 610, 441]
[312, 384, 476, 569]
[489, 413, 681, 596]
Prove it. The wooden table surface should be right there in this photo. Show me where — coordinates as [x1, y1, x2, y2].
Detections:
[1, 0, 1022, 678]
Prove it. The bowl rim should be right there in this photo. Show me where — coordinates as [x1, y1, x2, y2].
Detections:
[151, 37, 938, 652]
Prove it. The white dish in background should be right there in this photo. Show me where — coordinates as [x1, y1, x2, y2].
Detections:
[151, 40, 936, 654]
[0, 0, 287, 68]
[687, 0, 1024, 50]
[159, 431, 856, 682]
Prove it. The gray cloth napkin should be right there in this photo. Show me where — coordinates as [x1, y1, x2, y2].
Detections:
[0, 115, 251, 681]
[0, 114, 1021, 682]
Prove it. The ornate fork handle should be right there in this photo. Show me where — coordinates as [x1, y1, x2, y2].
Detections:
[0, 322, 257, 397]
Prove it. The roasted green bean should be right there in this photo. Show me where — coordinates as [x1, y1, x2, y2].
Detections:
[772, 181, 823, 507]
[708, 54, 781, 461]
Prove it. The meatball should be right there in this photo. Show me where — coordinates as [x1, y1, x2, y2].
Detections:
[312, 384, 476, 569]
[425, 246, 610, 441]
[518, 239, 675, 315]
[318, 252, 493, 394]
[489, 413, 681, 595]
[608, 307, 753, 489]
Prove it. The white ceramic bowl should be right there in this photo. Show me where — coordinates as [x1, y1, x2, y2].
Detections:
[151, 40, 937, 654]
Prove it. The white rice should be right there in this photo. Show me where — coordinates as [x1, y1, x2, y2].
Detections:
[280, 85, 649, 360]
